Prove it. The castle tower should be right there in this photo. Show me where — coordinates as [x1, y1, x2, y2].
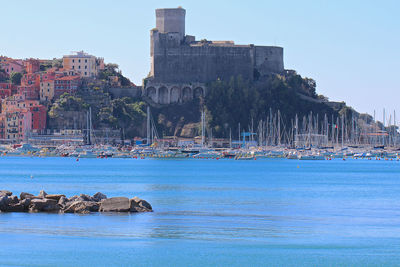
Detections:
[155, 7, 186, 41]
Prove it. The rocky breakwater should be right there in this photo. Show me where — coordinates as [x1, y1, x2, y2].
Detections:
[0, 190, 152, 214]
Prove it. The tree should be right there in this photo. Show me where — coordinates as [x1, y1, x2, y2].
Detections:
[10, 72, 22, 85]
[48, 93, 89, 118]
[99, 97, 146, 137]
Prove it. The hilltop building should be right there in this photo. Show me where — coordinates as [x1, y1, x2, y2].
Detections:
[62, 51, 104, 78]
[144, 7, 284, 104]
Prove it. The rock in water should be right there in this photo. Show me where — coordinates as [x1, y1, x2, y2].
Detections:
[38, 190, 48, 198]
[79, 194, 94, 202]
[58, 196, 68, 207]
[8, 195, 19, 205]
[20, 192, 34, 200]
[130, 197, 153, 212]
[0, 196, 10, 211]
[0, 190, 12, 197]
[29, 198, 58, 212]
[20, 198, 31, 210]
[45, 194, 66, 201]
[6, 203, 25, 212]
[93, 192, 107, 202]
[99, 197, 130, 212]
[64, 201, 99, 214]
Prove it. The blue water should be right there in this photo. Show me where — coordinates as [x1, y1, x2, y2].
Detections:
[1, 157, 400, 266]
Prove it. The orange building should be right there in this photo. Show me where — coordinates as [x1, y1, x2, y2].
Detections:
[24, 59, 40, 74]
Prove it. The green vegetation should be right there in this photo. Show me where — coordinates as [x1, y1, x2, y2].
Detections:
[48, 93, 89, 118]
[98, 63, 132, 86]
[10, 72, 22, 85]
[204, 74, 337, 137]
[98, 97, 146, 137]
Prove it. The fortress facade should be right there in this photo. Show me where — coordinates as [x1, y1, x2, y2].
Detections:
[144, 7, 284, 104]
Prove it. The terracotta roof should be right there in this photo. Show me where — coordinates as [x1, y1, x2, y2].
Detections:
[56, 75, 80, 81]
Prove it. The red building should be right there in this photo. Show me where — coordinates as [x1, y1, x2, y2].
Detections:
[0, 83, 15, 99]
[21, 73, 40, 87]
[25, 59, 40, 74]
[54, 75, 80, 98]
[17, 85, 40, 100]
[30, 105, 47, 130]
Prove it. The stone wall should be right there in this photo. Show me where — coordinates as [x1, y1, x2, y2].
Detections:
[106, 86, 142, 99]
[150, 31, 284, 84]
[144, 82, 205, 104]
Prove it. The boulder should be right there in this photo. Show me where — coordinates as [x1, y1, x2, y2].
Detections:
[8, 195, 19, 205]
[99, 197, 130, 212]
[0, 196, 10, 211]
[130, 197, 153, 212]
[93, 192, 107, 202]
[20, 192, 34, 200]
[45, 194, 66, 201]
[6, 203, 25, 212]
[63, 201, 99, 214]
[79, 194, 94, 202]
[38, 190, 47, 198]
[69, 195, 85, 203]
[58, 196, 68, 207]
[29, 198, 59, 212]
[0, 190, 12, 197]
[20, 198, 31, 210]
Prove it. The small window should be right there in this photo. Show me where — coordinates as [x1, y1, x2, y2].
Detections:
[85, 59, 87, 63]
[78, 59, 81, 63]
[78, 66, 81, 69]
[72, 59, 75, 63]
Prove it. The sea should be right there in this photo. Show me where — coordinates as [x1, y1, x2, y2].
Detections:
[0, 157, 400, 267]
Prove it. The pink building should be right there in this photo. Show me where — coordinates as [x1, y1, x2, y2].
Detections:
[0, 57, 24, 75]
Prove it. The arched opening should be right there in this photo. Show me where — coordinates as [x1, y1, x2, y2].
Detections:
[194, 87, 204, 98]
[146, 87, 157, 102]
[170, 87, 180, 103]
[159, 86, 168, 104]
[182, 87, 192, 102]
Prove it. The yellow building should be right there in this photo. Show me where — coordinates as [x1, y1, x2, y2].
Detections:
[62, 51, 104, 78]
[40, 80, 55, 102]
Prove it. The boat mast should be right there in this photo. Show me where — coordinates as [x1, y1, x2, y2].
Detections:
[146, 106, 151, 145]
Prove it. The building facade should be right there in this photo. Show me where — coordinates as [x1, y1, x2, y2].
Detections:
[144, 7, 284, 104]
[62, 51, 104, 78]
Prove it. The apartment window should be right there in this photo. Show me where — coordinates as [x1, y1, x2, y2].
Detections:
[78, 66, 81, 69]
[72, 66, 75, 69]
[85, 59, 87, 63]
[85, 72, 87, 75]
[85, 65, 87, 69]
[72, 59, 74, 63]
[78, 59, 81, 63]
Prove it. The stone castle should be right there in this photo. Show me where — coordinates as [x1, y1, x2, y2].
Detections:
[144, 7, 284, 104]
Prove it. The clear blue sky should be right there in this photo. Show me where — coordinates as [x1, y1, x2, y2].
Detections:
[1, 0, 399, 122]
